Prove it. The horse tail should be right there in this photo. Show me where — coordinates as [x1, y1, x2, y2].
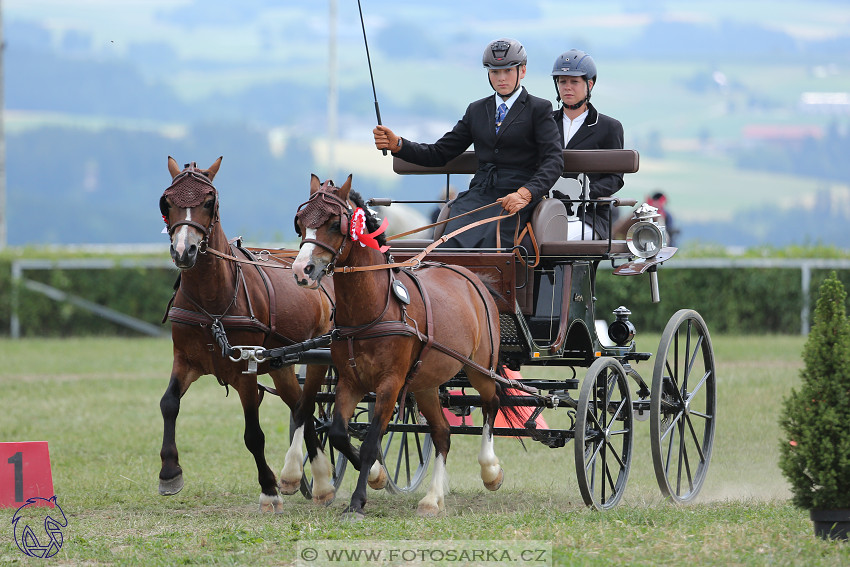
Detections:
[492, 375, 536, 450]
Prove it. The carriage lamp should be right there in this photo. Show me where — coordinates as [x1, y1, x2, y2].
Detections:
[626, 203, 666, 259]
[608, 306, 636, 346]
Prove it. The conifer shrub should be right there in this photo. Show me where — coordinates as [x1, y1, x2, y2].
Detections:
[779, 272, 850, 509]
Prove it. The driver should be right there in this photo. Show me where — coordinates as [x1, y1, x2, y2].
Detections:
[374, 38, 562, 249]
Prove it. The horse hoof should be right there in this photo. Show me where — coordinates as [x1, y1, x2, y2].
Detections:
[416, 502, 441, 518]
[367, 465, 388, 491]
[259, 493, 284, 514]
[158, 473, 184, 496]
[279, 479, 300, 496]
[341, 510, 366, 522]
[484, 468, 504, 491]
[313, 489, 336, 506]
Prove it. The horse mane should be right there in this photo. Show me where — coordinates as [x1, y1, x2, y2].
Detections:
[347, 188, 388, 249]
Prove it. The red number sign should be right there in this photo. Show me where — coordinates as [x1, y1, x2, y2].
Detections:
[1, 442, 55, 508]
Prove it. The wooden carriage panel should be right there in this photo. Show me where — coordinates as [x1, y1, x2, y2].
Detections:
[390, 252, 523, 314]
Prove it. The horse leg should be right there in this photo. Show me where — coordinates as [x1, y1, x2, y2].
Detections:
[158, 358, 199, 496]
[327, 383, 366, 470]
[280, 365, 336, 505]
[468, 370, 504, 491]
[233, 378, 282, 513]
[412, 389, 451, 517]
[340, 381, 402, 520]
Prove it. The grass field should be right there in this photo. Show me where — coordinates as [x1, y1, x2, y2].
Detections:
[1, 334, 849, 566]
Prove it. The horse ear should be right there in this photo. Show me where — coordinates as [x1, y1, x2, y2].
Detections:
[310, 174, 321, 194]
[338, 174, 353, 200]
[206, 156, 223, 181]
[167, 156, 181, 179]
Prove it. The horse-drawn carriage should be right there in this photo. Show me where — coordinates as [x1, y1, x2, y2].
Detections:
[158, 149, 715, 517]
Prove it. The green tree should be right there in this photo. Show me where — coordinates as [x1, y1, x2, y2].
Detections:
[779, 272, 850, 509]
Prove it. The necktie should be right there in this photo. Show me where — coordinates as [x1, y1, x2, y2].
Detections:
[495, 103, 507, 134]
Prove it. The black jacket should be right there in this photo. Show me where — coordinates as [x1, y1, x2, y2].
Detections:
[554, 102, 624, 239]
[397, 87, 562, 248]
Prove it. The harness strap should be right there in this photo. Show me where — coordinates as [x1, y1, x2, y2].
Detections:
[236, 244, 277, 335]
[204, 246, 298, 268]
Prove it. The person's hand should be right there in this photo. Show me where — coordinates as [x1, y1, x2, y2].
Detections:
[373, 125, 402, 153]
[498, 187, 532, 213]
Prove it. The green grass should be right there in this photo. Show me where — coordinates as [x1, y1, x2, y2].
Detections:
[1, 335, 848, 565]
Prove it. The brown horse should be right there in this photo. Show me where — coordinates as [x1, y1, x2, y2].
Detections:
[292, 174, 511, 519]
[159, 157, 336, 511]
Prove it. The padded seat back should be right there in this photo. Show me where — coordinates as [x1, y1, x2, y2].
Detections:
[432, 200, 454, 240]
[530, 198, 568, 245]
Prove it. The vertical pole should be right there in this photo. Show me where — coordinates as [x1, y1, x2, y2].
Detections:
[801, 263, 811, 336]
[11, 259, 20, 338]
[0, 0, 6, 251]
[327, 0, 337, 182]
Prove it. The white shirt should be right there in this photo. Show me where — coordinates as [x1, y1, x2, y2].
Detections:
[562, 109, 588, 147]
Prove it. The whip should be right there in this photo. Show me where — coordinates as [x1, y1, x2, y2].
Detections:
[356, 0, 387, 155]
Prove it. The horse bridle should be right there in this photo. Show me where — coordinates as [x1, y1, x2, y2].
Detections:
[160, 166, 220, 252]
[294, 182, 356, 275]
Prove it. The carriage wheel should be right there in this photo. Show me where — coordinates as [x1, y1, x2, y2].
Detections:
[291, 370, 347, 500]
[377, 395, 433, 494]
[574, 357, 634, 510]
[650, 309, 716, 503]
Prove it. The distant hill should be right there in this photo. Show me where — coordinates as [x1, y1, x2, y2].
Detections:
[4, 1, 850, 247]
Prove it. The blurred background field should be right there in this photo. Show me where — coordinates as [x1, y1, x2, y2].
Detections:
[3, 0, 850, 249]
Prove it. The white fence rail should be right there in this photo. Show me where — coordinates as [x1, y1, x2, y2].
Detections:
[10, 258, 174, 339]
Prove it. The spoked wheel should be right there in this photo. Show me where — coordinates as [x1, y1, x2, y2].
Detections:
[378, 395, 433, 494]
[574, 357, 634, 510]
[651, 309, 716, 503]
[291, 369, 347, 500]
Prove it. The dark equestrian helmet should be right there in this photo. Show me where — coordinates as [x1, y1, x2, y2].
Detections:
[483, 38, 527, 69]
[551, 49, 597, 83]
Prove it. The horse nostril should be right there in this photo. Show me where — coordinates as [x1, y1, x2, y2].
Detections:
[304, 264, 314, 276]
[187, 244, 197, 256]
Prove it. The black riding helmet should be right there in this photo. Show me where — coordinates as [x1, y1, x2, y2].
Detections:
[483, 38, 527, 97]
[551, 49, 597, 110]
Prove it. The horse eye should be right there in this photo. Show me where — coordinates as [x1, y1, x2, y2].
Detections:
[204, 199, 214, 209]
[330, 221, 341, 231]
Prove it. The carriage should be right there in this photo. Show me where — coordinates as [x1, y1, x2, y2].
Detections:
[159, 149, 715, 515]
[279, 149, 714, 511]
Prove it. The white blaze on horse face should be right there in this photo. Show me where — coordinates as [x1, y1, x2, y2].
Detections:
[172, 208, 198, 257]
[292, 228, 325, 288]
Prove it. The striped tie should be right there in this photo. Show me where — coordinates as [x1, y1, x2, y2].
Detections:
[495, 103, 507, 133]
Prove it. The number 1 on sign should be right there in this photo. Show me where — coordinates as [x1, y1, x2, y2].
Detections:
[8, 451, 23, 502]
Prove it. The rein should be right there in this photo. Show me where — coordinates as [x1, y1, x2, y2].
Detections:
[337, 203, 517, 274]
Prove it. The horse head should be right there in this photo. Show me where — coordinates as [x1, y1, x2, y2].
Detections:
[160, 156, 222, 269]
[292, 174, 356, 288]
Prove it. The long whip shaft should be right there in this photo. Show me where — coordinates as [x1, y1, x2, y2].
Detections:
[357, 0, 387, 155]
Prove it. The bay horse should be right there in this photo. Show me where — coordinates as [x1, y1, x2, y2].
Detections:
[291, 174, 514, 519]
[159, 157, 336, 511]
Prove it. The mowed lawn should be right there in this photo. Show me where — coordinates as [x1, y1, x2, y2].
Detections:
[1, 334, 848, 566]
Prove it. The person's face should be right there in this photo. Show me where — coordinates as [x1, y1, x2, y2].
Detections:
[489, 65, 526, 97]
[557, 75, 593, 106]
